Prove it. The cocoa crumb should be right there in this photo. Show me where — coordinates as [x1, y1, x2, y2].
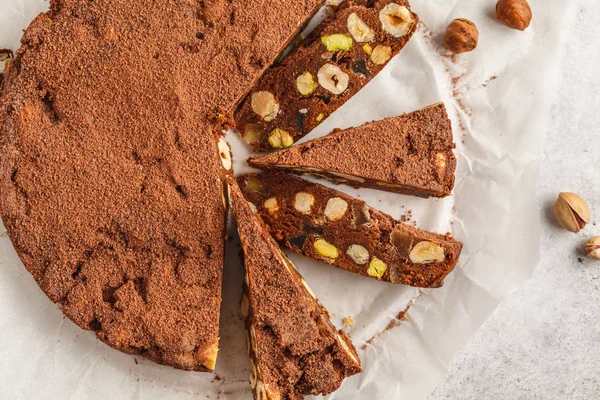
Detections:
[482, 75, 498, 88]
[362, 301, 413, 347]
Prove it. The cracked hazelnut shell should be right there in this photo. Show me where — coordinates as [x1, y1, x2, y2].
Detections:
[444, 18, 479, 54]
[496, 0, 532, 31]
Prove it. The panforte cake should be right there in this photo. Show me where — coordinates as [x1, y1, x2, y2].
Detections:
[248, 103, 457, 198]
[0, 0, 324, 371]
[229, 177, 361, 399]
[234, 0, 418, 152]
[237, 172, 463, 288]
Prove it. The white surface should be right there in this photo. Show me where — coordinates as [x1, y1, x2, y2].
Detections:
[0, 0, 585, 399]
[430, 2, 600, 399]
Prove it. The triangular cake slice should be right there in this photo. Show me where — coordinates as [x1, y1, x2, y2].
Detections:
[237, 172, 463, 288]
[234, 0, 419, 152]
[228, 177, 361, 400]
[248, 103, 457, 198]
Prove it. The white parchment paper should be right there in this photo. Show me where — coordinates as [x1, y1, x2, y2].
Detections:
[0, 0, 573, 399]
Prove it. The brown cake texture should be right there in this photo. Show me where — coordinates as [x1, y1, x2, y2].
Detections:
[0, 0, 325, 371]
[234, 0, 418, 152]
[248, 103, 457, 198]
[237, 172, 463, 288]
[229, 177, 361, 399]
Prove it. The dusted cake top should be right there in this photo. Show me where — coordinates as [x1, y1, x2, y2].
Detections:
[0, 0, 324, 371]
[249, 103, 457, 198]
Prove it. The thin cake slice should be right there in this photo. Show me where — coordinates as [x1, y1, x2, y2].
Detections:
[248, 103, 456, 198]
[234, 0, 418, 152]
[228, 177, 361, 400]
[237, 172, 463, 288]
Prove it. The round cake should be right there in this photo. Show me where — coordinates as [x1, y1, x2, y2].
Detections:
[0, 0, 322, 371]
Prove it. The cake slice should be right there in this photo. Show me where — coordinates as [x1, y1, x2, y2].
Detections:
[228, 177, 361, 400]
[237, 172, 463, 288]
[248, 103, 457, 198]
[234, 0, 419, 152]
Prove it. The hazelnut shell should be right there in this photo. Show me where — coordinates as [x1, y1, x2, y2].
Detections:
[496, 0, 532, 31]
[444, 18, 479, 54]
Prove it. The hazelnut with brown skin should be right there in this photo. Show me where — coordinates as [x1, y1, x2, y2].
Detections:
[496, 0, 532, 31]
[444, 18, 479, 54]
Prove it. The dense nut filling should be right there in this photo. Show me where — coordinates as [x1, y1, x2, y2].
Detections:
[245, 331, 251, 355]
[346, 244, 369, 265]
[324, 197, 348, 221]
[352, 202, 371, 227]
[371, 45, 392, 65]
[249, 325, 258, 355]
[234, 2, 418, 152]
[241, 294, 250, 318]
[318, 63, 350, 95]
[251, 91, 280, 122]
[321, 34, 353, 52]
[0, 49, 13, 73]
[409, 241, 445, 264]
[300, 276, 318, 299]
[296, 72, 318, 96]
[268, 128, 294, 149]
[328, 171, 366, 183]
[243, 123, 265, 144]
[367, 257, 387, 278]
[435, 152, 447, 170]
[295, 192, 315, 214]
[263, 197, 280, 218]
[238, 174, 461, 287]
[390, 229, 414, 258]
[248, 201, 259, 213]
[199, 343, 219, 370]
[435, 153, 448, 181]
[347, 13, 375, 43]
[249, 359, 258, 388]
[379, 3, 415, 37]
[217, 137, 232, 170]
[314, 238, 339, 259]
[336, 332, 360, 365]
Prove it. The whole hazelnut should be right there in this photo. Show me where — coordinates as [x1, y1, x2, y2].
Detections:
[496, 0, 532, 31]
[553, 192, 590, 233]
[444, 18, 479, 54]
[585, 237, 600, 261]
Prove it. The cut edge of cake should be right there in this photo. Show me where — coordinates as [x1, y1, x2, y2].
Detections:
[227, 176, 361, 399]
[236, 172, 463, 288]
[233, 0, 419, 152]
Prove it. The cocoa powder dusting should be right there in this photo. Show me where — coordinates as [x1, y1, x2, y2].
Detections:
[0, 0, 324, 372]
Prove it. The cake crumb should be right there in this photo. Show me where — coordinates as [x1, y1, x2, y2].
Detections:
[362, 301, 413, 348]
[482, 75, 498, 88]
